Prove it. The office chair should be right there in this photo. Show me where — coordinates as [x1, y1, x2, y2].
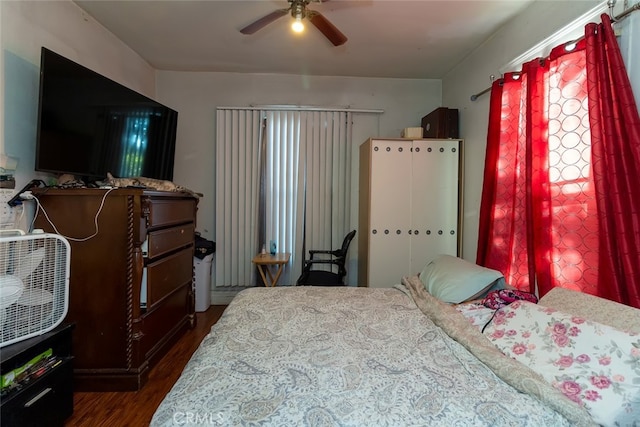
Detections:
[296, 230, 356, 286]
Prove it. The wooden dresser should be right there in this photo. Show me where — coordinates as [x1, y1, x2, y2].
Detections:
[32, 188, 197, 391]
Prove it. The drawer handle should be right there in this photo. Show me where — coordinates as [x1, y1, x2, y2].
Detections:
[24, 387, 53, 408]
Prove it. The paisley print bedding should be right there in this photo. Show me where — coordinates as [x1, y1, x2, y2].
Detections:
[151, 283, 592, 426]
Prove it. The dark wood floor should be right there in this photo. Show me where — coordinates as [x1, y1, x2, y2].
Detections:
[64, 305, 227, 427]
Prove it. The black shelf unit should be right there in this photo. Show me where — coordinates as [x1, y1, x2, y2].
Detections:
[1, 323, 74, 426]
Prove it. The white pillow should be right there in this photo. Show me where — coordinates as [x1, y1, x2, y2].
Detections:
[419, 255, 505, 303]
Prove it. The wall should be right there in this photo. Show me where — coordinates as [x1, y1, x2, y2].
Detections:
[2, 0, 439, 244]
[619, 0, 640, 106]
[2, 0, 440, 294]
[7, 0, 629, 287]
[442, 0, 604, 261]
[156, 72, 441, 248]
[1, 0, 156, 192]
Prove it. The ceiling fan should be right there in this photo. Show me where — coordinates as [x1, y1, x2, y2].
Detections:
[240, 0, 348, 47]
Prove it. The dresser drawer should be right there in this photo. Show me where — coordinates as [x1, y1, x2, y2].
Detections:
[1, 358, 73, 427]
[146, 198, 196, 228]
[147, 223, 194, 259]
[146, 247, 193, 309]
[140, 284, 190, 359]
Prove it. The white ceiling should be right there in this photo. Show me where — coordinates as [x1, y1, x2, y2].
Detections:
[74, 0, 534, 79]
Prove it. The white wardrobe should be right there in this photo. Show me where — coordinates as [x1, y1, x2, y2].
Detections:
[358, 138, 463, 288]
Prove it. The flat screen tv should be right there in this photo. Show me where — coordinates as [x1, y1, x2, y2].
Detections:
[35, 47, 177, 182]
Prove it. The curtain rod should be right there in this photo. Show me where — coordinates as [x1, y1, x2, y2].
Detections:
[616, 2, 640, 20]
[217, 105, 384, 114]
[469, 3, 639, 102]
[470, 86, 493, 102]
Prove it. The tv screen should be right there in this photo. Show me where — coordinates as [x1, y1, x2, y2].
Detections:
[35, 47, 177, 182]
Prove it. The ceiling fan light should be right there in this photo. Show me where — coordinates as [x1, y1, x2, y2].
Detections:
[292, 17, 304, 33]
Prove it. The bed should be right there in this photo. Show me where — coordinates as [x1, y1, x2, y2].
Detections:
[151, 258, 640, 426]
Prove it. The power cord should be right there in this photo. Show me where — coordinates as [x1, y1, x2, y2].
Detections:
[7, 179, 46, 207]
[27, 188, 116, 242]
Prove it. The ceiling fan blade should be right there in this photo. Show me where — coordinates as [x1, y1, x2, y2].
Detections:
[307, 10, 347, 47]
[240, 8, 289, 35]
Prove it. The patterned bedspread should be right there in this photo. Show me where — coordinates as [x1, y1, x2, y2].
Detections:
[151, 281, 594, 426]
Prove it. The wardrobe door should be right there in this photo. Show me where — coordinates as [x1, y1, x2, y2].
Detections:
[368, 139, 412, 287]
[410, 139, 460, 272]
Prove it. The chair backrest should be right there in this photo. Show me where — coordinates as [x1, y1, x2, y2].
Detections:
[335, 230, 357, 258]
[296, 230, 357, 286]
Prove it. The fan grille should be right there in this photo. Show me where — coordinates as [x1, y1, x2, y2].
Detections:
[0, 233, 70, 347]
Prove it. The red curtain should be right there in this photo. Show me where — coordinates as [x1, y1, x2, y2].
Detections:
[586, 14, 640, 307]
[477, 14, 640, 307]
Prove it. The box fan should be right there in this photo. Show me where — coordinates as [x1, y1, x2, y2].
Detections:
[0, 231, 70, 347]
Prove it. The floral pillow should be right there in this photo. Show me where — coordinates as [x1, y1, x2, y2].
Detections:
[455, 302, 496, 328]
[483, 300, 640, 426]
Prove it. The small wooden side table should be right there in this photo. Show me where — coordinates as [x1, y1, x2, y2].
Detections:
[252, 252, 291, 287]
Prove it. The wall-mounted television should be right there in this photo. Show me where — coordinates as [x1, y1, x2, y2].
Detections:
[35, 47, 177, 182]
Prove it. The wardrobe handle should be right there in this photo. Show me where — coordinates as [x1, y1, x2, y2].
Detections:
[438, 230, 443, 235]
[396, 229, 401, 235]
[384, 229, 389, 234]
[372, 229, 377, 234]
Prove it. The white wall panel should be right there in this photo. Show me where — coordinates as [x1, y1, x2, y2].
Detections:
[411, 139, 460, 270]
[360, 138, 461, 288]
[368, 139, 412, 286]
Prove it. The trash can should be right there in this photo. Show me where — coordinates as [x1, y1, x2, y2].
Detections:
[194, 253, 213, 312]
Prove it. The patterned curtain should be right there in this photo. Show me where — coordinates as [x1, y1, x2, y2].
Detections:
[585, 14, 640, 307]
[477, 14, 640, 307]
